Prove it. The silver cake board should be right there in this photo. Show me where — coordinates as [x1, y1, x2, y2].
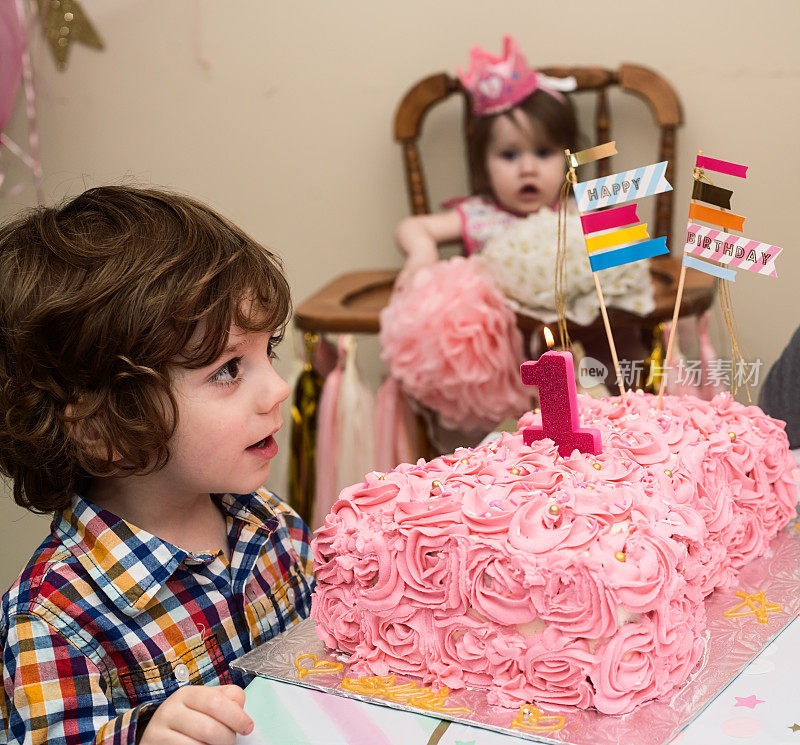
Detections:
[232, 524, 800, 745]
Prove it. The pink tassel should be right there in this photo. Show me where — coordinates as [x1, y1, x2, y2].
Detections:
[312, 336, 376, 530]
[375, 377, 420, 472]
[698, 311, 727, 399]
[312, 339, 344, 530]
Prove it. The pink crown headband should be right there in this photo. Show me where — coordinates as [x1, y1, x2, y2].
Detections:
[456, 36, 577, 117]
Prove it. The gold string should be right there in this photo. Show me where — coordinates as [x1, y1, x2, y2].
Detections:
[718, 279, 751, 401]
[555, 172, 574, 351]
[698, 175, 751, 402]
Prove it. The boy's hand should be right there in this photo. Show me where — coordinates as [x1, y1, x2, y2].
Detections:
[139, 684, 255, 745]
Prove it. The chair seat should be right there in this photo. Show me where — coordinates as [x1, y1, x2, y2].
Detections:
[294, 256, 715, 335]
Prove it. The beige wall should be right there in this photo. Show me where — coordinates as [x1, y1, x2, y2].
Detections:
[1, 0, 799, 590]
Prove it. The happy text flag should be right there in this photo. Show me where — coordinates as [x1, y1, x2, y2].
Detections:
[573, 161, 672, 212]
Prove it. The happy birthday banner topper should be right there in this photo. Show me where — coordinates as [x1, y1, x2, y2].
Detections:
[680, 154, 784, 282]
[657, 152, 785, 407]
[569, 143, 672, 274]
[554, 141, 673, 397]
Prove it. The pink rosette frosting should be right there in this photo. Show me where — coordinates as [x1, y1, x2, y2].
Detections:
[429, 612, 526, 691]
[605, 419, 671, 466]
[311, 586, 362, 653]
[312, 391, 798, 715]
[527, 552, 619, 638]
[351, 604, 430, 677]
[595, 525, 686, 614]
[395, 526, 468, 611]
[466, 543, 537, 626]
[520, 637, 598, 708]
[591, 617, 667, 715]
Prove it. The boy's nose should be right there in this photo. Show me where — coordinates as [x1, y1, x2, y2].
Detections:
[257, 365, 291, 412]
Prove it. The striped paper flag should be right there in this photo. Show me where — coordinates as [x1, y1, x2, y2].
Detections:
[574, 162, 672, 212]
[688, 203, 746, 232]
[589, 237, 669, 272]
[568, 141, 617, 168]
[684, 222, 782, 277]
[695, 154, 748, 179]
[580, 204, 639, 234]
[692, 180, 733, 210]
[682, 254, 737, 282]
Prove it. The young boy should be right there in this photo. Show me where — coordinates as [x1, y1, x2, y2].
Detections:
[0, 186, 316, 744]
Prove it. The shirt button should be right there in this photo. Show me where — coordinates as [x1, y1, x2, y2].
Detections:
[174, 663, 190, 683]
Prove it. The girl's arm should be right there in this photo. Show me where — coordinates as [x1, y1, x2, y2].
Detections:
[394, 210, 462, 285]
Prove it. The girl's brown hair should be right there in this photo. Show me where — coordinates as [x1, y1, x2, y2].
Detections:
[466, 89, 579, 195]
[0, 186, 291, 513]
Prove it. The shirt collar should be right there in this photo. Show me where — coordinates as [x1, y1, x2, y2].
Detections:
[53, 493, 191, 616]
[54, 491, 281, 616]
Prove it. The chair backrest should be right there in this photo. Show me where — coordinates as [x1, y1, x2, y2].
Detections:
[393, 64, 682, 246]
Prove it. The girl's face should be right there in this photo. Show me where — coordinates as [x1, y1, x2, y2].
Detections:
[485, 108, 566, 215]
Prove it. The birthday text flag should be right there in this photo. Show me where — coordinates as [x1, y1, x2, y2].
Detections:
[683, 222, 782, 278]
[573, 161, 672, 212]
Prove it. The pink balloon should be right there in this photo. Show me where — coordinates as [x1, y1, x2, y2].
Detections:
[0, 0, 24, 132]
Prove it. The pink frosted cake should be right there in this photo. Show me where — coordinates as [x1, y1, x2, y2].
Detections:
[311, 391, 798, 715]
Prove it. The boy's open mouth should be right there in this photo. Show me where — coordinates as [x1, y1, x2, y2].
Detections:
[247, 435, 272, 450]
[520, 184, 539, 195]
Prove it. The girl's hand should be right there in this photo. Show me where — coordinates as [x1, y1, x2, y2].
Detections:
[138, 684, 254, 745]
[395, 253, 438, 288]
[394, 210, 462, 289]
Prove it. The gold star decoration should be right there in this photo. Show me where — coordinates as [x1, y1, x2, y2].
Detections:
[723, 590, 782, 624]
[789, 723, 800, 732]
[38, 0, 104, 71]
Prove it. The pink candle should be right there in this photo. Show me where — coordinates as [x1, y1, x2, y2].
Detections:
[520, 349, 602, 457]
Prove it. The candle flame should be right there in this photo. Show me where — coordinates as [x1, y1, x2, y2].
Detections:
[543, 327, 555, 349]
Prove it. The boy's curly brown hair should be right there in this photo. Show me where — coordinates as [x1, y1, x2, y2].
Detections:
[0, 186, 291, 514]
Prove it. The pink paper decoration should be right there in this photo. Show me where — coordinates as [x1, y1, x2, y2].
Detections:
[0, 0, 23, 132]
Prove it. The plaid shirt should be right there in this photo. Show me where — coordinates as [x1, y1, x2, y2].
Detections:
[1, 488, 315, 745]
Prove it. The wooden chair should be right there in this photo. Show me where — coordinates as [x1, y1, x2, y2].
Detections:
[296, 63, 715, 343]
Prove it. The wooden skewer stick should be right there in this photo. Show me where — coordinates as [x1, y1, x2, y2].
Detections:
[656, 264, 687, 409]
[593, 273, 627, 399]
[658, 149, 704, 409]
[566, 148, 627, 400]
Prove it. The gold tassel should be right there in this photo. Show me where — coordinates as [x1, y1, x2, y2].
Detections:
[643, 323, 665, 393]
[288, 333, 324, 524]
[693, 158, 751, 401]
[717, 279, 751, 401]
[554, 175, 574, 351]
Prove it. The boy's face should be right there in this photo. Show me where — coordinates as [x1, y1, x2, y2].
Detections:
[485, 108, 565, 215]
[163, 323, 290, 498]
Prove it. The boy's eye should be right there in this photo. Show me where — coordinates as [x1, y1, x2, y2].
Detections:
[211, 357, 241, 385]
[500, 149, 519, 161]
[537, 147, 556, 158]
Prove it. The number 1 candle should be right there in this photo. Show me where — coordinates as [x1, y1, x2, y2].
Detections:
[520, 328, 602, 457]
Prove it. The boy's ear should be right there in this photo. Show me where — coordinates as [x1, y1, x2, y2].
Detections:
[64, 402, 122, 463]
